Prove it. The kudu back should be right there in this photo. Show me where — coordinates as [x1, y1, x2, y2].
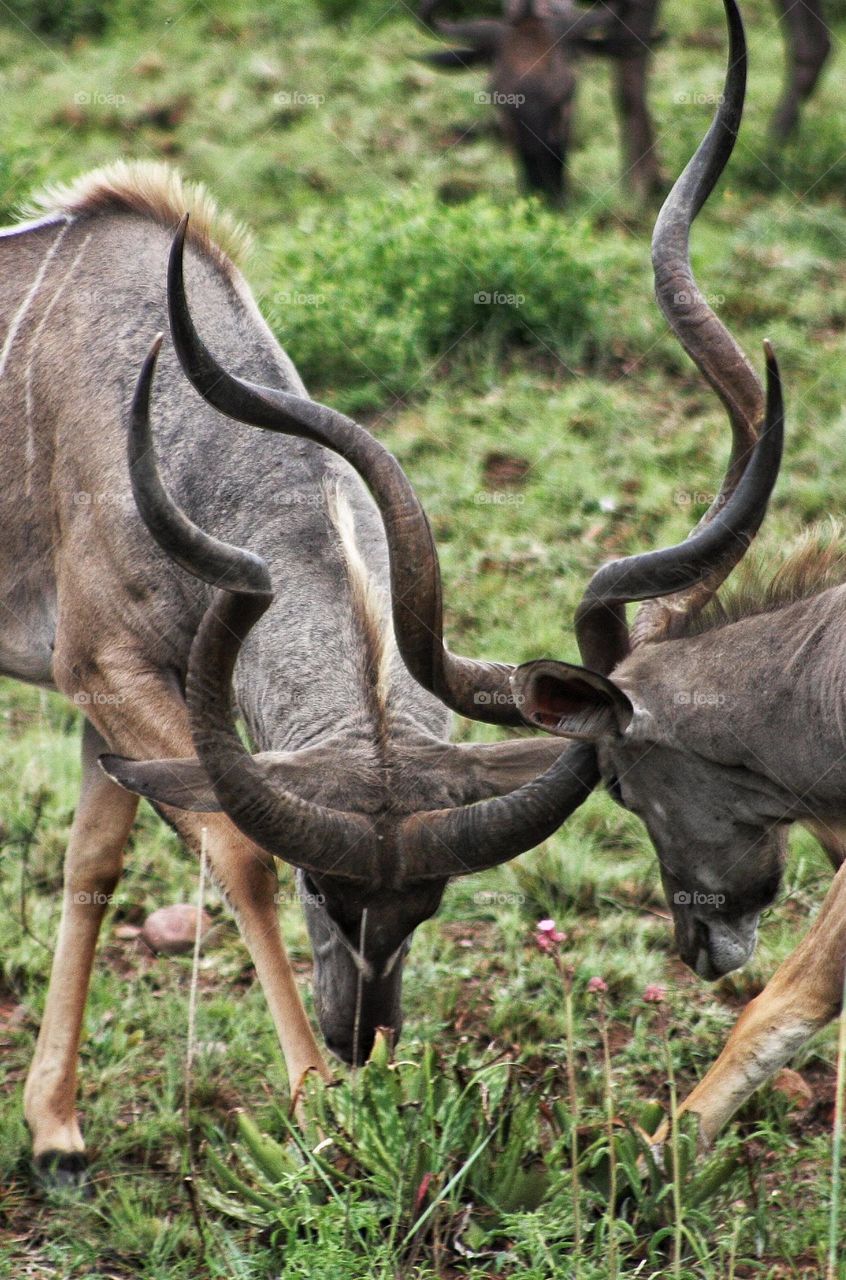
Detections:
[0, 165, 595, 1182]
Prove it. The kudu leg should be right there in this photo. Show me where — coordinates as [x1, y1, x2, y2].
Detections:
[26, 663, 328, 1178]
[770, 0, 831, 141]
[173, 811, 331, 1093]
[655, 860, 846, 1148]
[610, 54, 663, 198]
[24, 721, 138, 1179]
[91, 676, 334, 1090]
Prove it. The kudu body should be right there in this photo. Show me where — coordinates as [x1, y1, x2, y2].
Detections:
[420, 0, 830, 203]
[150, 0, 844, 1149]
[0, 169, 596, 1180]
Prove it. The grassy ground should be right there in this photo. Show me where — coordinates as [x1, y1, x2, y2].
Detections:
[1, 0, 846, 1274]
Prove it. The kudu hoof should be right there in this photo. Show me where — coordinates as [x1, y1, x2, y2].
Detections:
[35, 1150, 92, 1196]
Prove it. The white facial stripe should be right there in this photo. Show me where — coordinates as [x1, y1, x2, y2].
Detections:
[324, 913, 404, 980]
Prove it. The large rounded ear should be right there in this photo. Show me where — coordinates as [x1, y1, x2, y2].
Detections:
[99, 756, 222, 811]
[417, 18, 507, 68]
[511, 660, 634, 739]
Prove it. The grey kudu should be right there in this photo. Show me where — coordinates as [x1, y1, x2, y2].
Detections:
[118, 0, 846, 1150]
[3, 162, 595, 1187]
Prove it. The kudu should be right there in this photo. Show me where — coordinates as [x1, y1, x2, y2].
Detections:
[419, 0, 831, 204]
[134, 0, 846, 1149]
[0, 168, 599, 1182]
[418, 0, 663, 202]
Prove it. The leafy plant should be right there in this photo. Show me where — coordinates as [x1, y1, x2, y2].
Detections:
[266, 191, 611, 411]
[204, 1033, 563, 1260]
[204, 1032, 743, 1271]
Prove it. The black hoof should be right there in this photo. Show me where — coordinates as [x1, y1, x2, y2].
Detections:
[35, 1150, 91, 1196]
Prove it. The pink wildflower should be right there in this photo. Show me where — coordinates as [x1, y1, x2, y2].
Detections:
[587, 976, 608, 994]
[536, 918, 566, 945]
[643, 984, 667, 1004]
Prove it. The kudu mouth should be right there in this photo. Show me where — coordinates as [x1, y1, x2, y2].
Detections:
[676, 911, 760, 981]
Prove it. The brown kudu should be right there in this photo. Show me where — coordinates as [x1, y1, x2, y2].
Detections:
[0, 166, 599, 1184]
[418, 0, 831, 205]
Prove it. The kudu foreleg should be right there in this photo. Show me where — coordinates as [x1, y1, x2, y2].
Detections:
[183, 814, 331, 1092]
[770, 0, 831, 140]
[610, 54, 663, 197]
[72, 660, 331, 1093]
[24, 721, 138, 1179]
[656, 860, 846, 1148]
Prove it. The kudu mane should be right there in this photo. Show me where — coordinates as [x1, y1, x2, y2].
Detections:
[326, 481, 396, 735]
[21, 160, 249, 272]
[678, 522, 846, 638]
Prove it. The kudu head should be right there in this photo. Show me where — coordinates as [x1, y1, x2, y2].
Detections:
[418, 0, 650, 202]
[102, 228, 597, 1065]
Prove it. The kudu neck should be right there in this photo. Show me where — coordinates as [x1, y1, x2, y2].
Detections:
[231, 597, 450, 758]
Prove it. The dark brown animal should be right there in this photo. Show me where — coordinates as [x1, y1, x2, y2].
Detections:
[419, 0, 831, 202]
[419, 0, 663, 202]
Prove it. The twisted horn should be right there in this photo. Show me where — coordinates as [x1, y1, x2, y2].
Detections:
[168, 214, 523, 727]
[131, 336, 598, 881]
[574, 0, 782, 675]
[398, 739, 598, 879]
[128, 337, 379, 881]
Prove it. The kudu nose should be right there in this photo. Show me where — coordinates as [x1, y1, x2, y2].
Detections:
[690, 913, 759, 980]
[324, 1023, 386, 1067]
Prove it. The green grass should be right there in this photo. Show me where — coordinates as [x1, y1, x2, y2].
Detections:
[1, 0, 845, 1274]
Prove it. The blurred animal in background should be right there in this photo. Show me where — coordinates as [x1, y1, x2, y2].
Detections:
[417, 0, 831, 203]
[418, 0, 664, 202]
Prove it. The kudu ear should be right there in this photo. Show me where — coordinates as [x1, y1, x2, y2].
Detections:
[417, 47, 494, 68]
[511, 660, 634, 740]
[417, 19, 507, 68]
[99, 755, 223, 812]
